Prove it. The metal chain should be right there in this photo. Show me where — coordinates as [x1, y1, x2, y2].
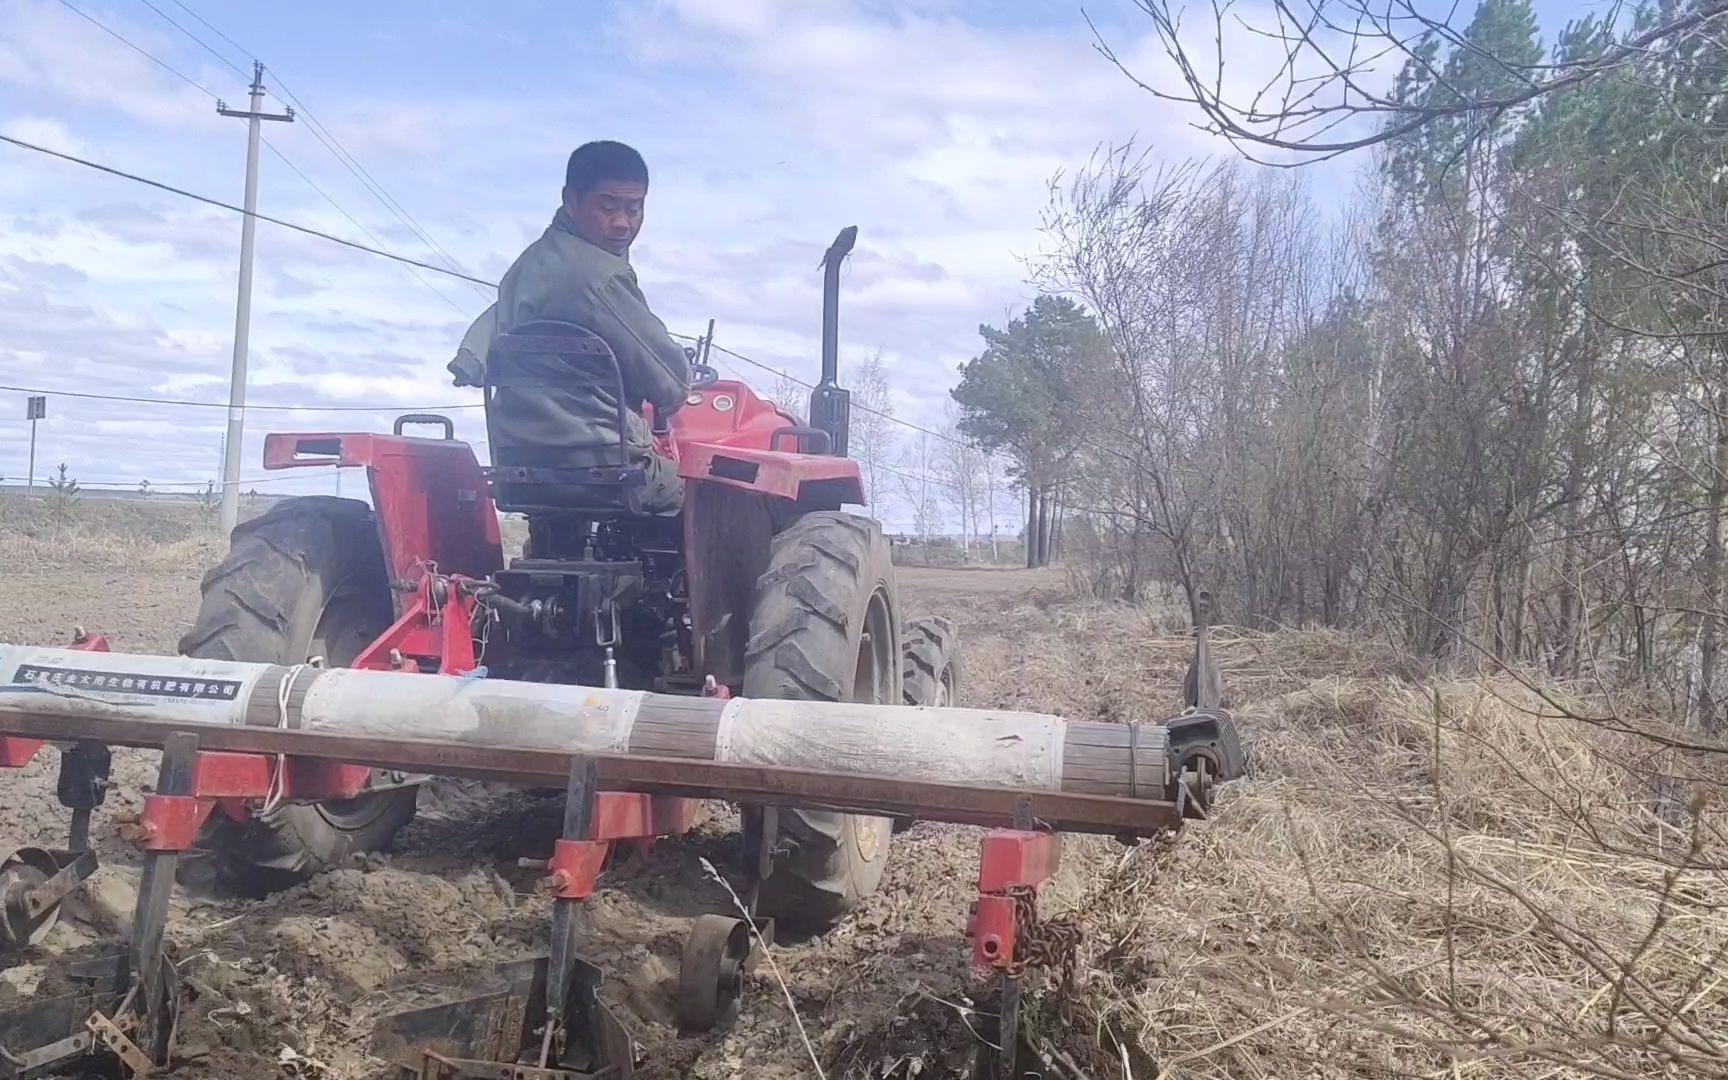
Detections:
[1003, 885, 1084, 989]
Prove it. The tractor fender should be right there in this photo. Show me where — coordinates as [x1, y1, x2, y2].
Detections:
[261, 429, 505, 590]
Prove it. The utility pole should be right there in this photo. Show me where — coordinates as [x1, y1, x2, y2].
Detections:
[216, 62, 293, 533]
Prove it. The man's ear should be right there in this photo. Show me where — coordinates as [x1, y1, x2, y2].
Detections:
[560, 185, 579, 212]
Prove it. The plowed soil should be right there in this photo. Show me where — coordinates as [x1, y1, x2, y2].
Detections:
[0, 500, 1124, 1079]
[12, 490, 1709, 1080]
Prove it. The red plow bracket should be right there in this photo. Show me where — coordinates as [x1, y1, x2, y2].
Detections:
[374, 760, 697, 1079]
[524, 791, 701, 901]
[969, 828, 1063, 970]
[125, 748, 381, 847]
[0, 628, 107, 768]
[965, 803, 1067, 1080]
[352, 573, 480, 675]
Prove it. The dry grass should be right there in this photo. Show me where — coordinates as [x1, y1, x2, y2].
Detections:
[958, 590, 1728, 1079]
[0, 493, 230, 571]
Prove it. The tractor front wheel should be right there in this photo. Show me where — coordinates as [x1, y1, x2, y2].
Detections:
[892, 616, 961, 833]
[902, 616, 960, 710]
[743, 511, 900, 932]
[177, 496, 419, 891]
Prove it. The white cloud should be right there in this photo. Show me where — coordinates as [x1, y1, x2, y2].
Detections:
[320, 101, 450, 159]
[3, 114, 86, 155]
[0, 0, 232, 132]
[0, 0, 1293, 524]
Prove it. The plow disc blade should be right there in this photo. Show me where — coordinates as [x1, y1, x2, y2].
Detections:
[0, 846, 96, 951]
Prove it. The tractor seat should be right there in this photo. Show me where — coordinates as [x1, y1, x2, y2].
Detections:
[481, 320, 654, 516]
[487, 458, 649, 514]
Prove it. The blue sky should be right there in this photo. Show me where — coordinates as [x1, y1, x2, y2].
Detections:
[0, 0, 1599, 521]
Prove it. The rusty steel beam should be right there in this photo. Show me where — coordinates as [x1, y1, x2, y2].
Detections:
[0, 707, 1186, 836]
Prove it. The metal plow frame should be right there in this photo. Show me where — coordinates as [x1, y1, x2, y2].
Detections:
[0, 616, 1241, 1080]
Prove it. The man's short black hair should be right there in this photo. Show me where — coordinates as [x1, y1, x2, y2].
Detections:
[565, 140, 649, 195]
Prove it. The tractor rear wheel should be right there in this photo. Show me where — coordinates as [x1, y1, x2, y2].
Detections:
[177, 496, 418, 890]
[743, 510, 900, 932]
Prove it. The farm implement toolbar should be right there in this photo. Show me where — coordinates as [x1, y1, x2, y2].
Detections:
[0, 633, 1242, 1079]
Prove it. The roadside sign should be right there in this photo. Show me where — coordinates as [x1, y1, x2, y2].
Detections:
[25, 395, 44, 490]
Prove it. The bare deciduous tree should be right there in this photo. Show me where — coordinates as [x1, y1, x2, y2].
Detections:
[936, 405, 988, 558]
[898, 431, 944, 545]
[1092, 0, 1728, 163]
[850, 349, 899, 517]
[768, 372, 806, 421]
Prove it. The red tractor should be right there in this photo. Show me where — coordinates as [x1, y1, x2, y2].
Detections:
[174, 226, 957, 938]
[0, 227, 1245, 1079]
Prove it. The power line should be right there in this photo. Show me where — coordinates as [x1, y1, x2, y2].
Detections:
[41, 5, 992, 519]
[56, 0, 217, 97]
[167, 0, 254, 64]
[144, 0, 481, 292]
[0, 383, 479, 412]
[70, 0, 477, 317]
[6, 52, 961, 454]
[5, 122, 974, 449]
[16, 11, 952, 452]
[260, 139, 472, 316]
[130, 0, 247, 79]
[272, 72, 487, 298]
[0, 132, 500, 287]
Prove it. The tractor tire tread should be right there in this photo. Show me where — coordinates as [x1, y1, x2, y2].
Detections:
[889, 617, 961, 836]
[771, 641, 847, 703]
[744, 510, 899, 932]
[901, 616, 959, 709]
[785, 575, 849, 631]
[177, 496, 416, 890]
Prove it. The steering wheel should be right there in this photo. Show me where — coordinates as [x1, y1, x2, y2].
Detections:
[683, 346, 722, 389]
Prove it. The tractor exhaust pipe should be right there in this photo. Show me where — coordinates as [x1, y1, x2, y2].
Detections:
[819, 225, 854, 386]
[809, 225, 857, 457]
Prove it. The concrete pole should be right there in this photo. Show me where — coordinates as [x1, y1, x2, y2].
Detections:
[217, 63, 293, 534]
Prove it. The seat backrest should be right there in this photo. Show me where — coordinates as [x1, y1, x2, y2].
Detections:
[481, 320, 648, 515]
[483, 320, 626, 461]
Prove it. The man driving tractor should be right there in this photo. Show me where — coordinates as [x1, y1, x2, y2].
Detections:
[448, 140, 689, 514]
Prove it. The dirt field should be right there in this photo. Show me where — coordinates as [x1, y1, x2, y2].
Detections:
[0, 498, 1129, 1079]
[8, 497, 1724, 1080]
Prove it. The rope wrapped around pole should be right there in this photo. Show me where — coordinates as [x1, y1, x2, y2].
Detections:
[0, 644, 1211, 835]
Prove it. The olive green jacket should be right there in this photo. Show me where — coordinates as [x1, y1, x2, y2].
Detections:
[449, 209, 689, 467]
